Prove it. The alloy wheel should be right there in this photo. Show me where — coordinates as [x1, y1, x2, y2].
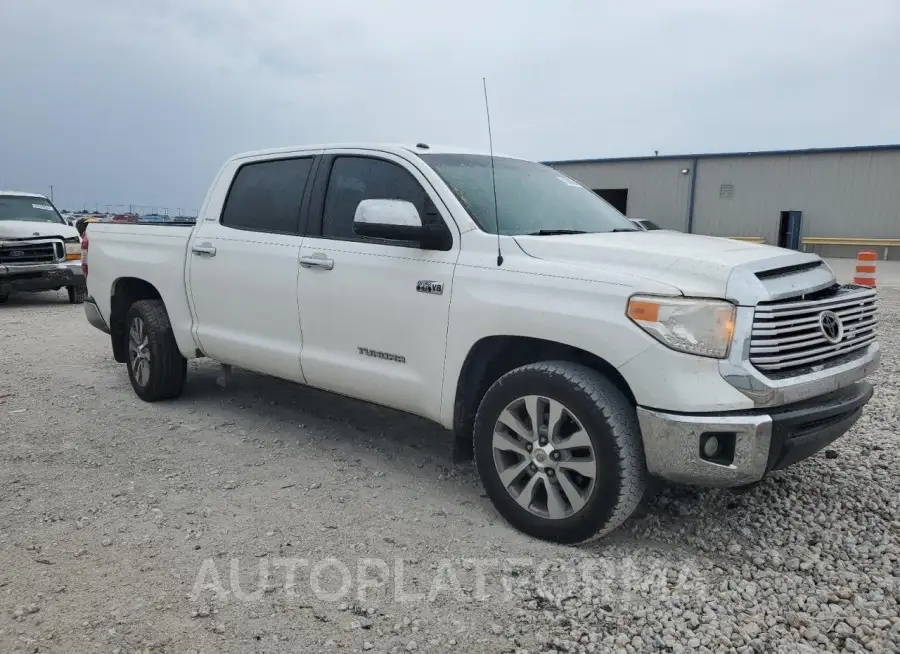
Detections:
[128, 317, 151, 387]
[491, 395, 597, 519]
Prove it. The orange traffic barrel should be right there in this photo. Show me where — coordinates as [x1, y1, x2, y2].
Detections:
[852, 250, 877, 287]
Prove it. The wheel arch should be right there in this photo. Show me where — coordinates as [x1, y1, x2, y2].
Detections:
[109, 277, 163, 363]
[451, 335, 636, 462]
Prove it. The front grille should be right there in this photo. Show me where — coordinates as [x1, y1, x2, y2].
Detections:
[0, 240, 61, 265]
[750, 285, 877, 375]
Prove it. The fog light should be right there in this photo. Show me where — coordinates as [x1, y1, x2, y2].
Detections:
[702, 435, 721, 458]
[699, 432, 737, 465]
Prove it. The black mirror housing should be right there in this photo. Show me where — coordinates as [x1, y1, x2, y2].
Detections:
[354, 222, 451, 251]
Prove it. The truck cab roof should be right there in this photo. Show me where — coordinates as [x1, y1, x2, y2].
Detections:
[0, 190, 50, 199]
[225, 143, 516, 163]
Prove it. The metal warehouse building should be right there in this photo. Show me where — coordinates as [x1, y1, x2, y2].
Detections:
[546, 144, 900, 259]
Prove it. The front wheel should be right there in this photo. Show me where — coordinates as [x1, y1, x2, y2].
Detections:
[125, 299, 187, 402]
[67, 285, 86, 304]
[0, 294, 8, 304]
[474, 362, 647, 544]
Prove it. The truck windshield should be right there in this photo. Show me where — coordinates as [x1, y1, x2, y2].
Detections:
[0, 196, 65, 224]
[420, 154, 637, 235]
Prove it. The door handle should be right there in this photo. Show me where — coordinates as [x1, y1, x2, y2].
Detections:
[300, 253, 334, 270]
[192, 243, 217, 257]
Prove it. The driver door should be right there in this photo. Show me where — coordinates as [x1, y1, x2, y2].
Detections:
[295, 151, 460, 421]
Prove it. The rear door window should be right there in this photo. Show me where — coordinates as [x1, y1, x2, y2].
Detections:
[221, 157, 314, 234]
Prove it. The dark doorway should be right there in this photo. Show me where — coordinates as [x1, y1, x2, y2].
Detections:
[777, 210, 803, 250]
[593, 188, 628, 214]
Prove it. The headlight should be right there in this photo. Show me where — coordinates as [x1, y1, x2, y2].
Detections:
[65, 240, 82, 261]
[627, 295, 735, 359]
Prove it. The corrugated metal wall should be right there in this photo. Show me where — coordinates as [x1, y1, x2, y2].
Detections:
[552, 159, 693, 231]
[550, 149, 900, 242]
[693, 150, 900, 241]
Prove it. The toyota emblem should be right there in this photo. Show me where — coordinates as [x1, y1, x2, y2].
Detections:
[10, 250, 24, 258]
[818, 310, 844, 344]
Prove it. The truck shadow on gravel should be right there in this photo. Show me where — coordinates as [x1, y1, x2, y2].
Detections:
[181, 360, 456, 464]
[0, 290, 71, 306]
[174, 360, 787, 554]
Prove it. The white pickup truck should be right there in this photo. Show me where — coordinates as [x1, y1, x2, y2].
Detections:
[1, 191, 85, 304]
[82, 143, 879, 543]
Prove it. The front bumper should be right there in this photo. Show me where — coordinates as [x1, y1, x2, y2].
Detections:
[64, 259, 85, 281]
[0, 260, 84, 294]
[637, 381, 874, 487]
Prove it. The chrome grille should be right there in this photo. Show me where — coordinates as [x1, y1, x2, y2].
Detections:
[750, 285, 877, 374]
[0, 240, 60, 265]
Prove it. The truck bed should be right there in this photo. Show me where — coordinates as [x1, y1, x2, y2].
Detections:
[85, 222, 197, 358]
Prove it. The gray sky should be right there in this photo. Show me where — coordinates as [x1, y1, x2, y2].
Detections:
[2, 0, 898, 212]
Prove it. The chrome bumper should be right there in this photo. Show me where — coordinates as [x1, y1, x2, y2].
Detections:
[0, 260, 83, 278]
[637, 382, 874, 487]
[638, 410, 772, 486]
[64, 259, 85, 280]
[0, 260, 84, 292]
[1, 261, 62, 275]
[84, 296, 110, 333]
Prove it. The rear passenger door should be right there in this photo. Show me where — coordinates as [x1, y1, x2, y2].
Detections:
[187, 154, 317, 382]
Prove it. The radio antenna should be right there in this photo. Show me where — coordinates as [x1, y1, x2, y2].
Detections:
[482, 77, 503, 266]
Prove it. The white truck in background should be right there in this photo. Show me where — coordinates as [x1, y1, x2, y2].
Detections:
[0, 191, 85, 304]
[82, 144, 879, 543]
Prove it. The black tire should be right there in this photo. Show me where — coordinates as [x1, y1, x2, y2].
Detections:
[67, 285, 86, 304]
[0, 294, 8, 304]
[474, 361, 646, 544]
[125, 299, 187, 402]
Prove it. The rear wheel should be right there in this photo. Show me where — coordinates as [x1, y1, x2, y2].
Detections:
[125, 300, 187, 401]
[474, 361, 646, 543]
[67, 285, 86, 304]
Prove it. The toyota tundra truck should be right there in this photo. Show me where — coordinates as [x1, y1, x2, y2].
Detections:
[1, 191, 86, 304]
[81, 144, 879, 543]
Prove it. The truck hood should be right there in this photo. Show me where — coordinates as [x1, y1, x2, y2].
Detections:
[0, 220, 78, 241]
[513, 231, 823, 298]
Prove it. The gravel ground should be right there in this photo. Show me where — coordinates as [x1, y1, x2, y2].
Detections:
[1, 288, 898, 654]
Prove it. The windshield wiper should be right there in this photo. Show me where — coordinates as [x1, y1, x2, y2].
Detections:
[525, 229, 590, 236]
[610, 228, 639, 232]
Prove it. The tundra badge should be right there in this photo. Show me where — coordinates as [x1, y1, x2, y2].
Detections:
[358, 347, 406, 364]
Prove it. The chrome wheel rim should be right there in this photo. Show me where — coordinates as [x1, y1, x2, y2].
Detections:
[128, 317, 151, 387]
[492, 395, 597, 520]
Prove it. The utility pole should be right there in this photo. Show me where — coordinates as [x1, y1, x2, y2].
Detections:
[50, 185, 54, 201]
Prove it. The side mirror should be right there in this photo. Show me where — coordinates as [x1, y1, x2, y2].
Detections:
[353, 199, 450, 249]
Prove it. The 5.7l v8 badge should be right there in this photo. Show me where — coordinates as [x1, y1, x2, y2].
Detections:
[416, 280, 443, 295]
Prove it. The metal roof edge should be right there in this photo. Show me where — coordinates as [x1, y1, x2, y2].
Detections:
[543, 143, 900, 166]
